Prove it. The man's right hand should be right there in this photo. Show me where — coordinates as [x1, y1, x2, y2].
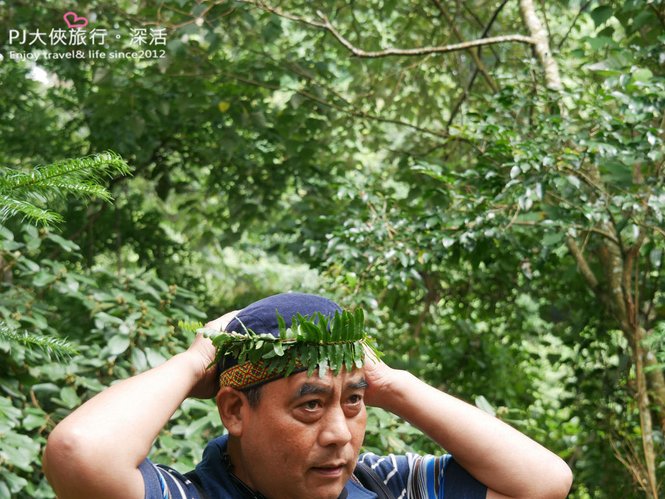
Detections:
[186, 310, 239, 399]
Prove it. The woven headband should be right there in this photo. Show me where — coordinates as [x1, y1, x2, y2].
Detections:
[219, 360, 305, 389]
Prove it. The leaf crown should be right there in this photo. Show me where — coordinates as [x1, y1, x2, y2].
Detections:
[201, 308, 380, 378]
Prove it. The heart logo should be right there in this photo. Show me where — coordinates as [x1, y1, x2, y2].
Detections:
[63, 11, 89, 29]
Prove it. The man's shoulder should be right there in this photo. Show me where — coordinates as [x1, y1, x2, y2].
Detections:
[358, 450, 438, 473]
[356, 452, 421, 498]
[140, 435, 238, 499]
[357, 451, 487, 499]
[139, 459, 203, 499]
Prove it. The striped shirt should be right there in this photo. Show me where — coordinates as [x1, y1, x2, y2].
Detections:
[357, 452, 486, 498]
[140, 445, 486, 498]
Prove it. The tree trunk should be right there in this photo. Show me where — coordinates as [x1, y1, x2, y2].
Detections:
[519, 1, 662, 496]
[633, 326, 659, 499]
[645, 350, 665, 433]
[518, 0, 562, 90]
[595, 232, 660, 497]
[0, 253, 13, 285]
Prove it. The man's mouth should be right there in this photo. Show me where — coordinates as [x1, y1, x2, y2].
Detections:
[311, 462, 346, 477]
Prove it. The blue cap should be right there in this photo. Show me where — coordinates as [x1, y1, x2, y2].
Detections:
[219, 292, 342, 372]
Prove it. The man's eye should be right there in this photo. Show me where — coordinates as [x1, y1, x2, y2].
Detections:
[347, 394, 363, 405]
[302, 400, 322, 411]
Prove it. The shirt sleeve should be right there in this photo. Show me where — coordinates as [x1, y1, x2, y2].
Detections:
[138, 458, 201, 499]
[358, 452, 487, 499]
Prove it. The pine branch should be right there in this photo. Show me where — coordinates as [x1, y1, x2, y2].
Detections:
[0, 195, 63, 224]
[1, 152, 130, 192]
[43, 180, 113, 200]
[0, 322, 79, 361]
[0, 152, 131, 225]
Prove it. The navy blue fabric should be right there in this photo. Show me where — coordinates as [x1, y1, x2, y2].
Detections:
[185, 434, 375, 498]
[140, 437, 488, 499]
[219, 292, 342, 372]
[443, 458, 487, 499]
[139, 459, 167, 499]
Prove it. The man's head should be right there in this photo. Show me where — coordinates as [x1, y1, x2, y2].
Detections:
[211, 293, 368, 499]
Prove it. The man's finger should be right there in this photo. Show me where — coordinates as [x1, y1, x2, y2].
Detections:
[205, 310, 239, 332]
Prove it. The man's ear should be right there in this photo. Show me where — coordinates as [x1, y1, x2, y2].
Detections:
[216, 387, 248, 436]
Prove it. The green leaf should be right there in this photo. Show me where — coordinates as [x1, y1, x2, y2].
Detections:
[542, 233, 563, 246]
[22, 412, 46, 431]
[2, 471, 28, 494]
[333, 311, 342, 341]
[59, 386, 81, 409]
[131, 348, 148, 371]
[354, 309, 364, 337]
[475, 395, 496, 416]
[32, 271, 56, 287]
[0, 480, 10, 498]
[277, 313, 286, 339]
[566, 175, 581, 189]
[318, 356, 329, 377]
[108, 335, 130, 355]
[590, 5, 613, 27]
[0, 224, 14, 240]
[146, 348, 166, 368]
[46, 233, 80, 252]
[632, 68, 653, 83]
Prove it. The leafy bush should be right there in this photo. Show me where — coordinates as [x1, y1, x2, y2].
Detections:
[0, 222, 211, 497]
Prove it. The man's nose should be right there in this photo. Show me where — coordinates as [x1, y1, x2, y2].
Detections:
[318, 406, 353, 447]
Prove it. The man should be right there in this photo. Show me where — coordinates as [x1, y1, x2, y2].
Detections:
[43, 292, 572, 498]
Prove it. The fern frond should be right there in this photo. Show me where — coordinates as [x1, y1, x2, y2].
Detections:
[178, 320, 204, 334]
[0, 322, 79, 361]
[207, 309, 381, 377]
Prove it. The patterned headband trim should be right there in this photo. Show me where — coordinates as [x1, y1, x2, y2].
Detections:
[219, 360, 304, 389]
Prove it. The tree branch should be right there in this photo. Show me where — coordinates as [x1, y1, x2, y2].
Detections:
[558, 0, 593, 49]
[566, 236, 599, 290]
[429, 0, 498, 93]
[519, 0, 563, 90]
[167, 37, 455, 142]
[238, 0, 534, 58]
[213, 69, 452, 140]
[447, 0, 510, 128]
[318, 12, 534, 58]
[622, 227, 647, 329]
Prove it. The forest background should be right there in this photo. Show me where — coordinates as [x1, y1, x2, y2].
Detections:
[1, 1, 664, 497]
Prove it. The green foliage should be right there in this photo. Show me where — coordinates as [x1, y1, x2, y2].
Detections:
[0, 324, 78, 361]
[209, 309, 379, 377]
[0, 1, 663, 497]
[0, 152, 134, 497]
[0, 222, 210, 497]
[0, 152, 130, 226]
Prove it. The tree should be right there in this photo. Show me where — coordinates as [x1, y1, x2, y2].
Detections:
[1, 1, 662, 496]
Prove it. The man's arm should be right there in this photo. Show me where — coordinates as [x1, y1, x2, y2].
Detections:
[363, 353, 573, 499]
[42, 314, 233, 499]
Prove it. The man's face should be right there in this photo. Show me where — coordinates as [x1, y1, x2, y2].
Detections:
[231, 369, 368, 499]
